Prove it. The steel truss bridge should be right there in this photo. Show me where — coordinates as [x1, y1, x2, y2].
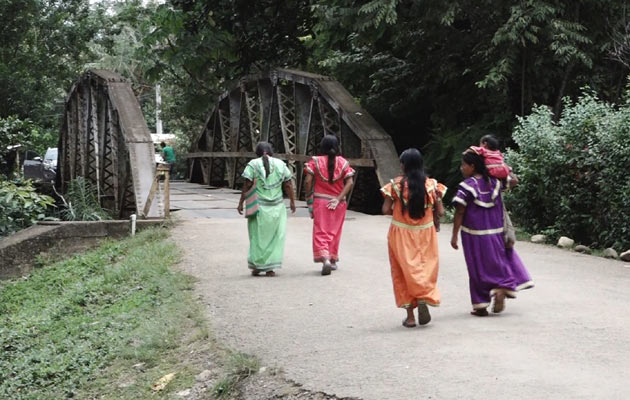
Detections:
[187, 68, 399, 211]
[57, 70, 164, 218]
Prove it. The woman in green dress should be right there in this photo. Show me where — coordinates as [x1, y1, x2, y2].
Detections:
[237, 142, 296, 276]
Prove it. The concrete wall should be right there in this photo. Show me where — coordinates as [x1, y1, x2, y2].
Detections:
[0, 220, 165, 279]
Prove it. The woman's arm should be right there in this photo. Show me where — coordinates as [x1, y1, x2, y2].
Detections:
[328, 177, 354, 210]
[450, 204, 466, 249]
[283, 180, 296, 213]
[382, 196, 394, 215]
[434, 191, 445, 217]
[237, 179, 253, 215]
[304, 173, 313, 195]
[338, 177, 354, 201]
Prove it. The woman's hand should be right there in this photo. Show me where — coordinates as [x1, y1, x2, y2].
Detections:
[290, 200, 296, 213]
[327, 197, 340, 210]
[450, 234, 459, 250]
[237, 201, 244, 215]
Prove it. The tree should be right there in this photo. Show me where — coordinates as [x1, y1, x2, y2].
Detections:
[310, 0, 630, 189]
[0, 0, 106, 130]
[140, 0, 314, 129]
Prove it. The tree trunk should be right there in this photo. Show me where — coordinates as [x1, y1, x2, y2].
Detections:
[553, 63, 574, 122]
[521, 47, 526, 116]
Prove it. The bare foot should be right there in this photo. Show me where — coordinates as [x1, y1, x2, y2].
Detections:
[402, 308, 416, 327]
[402, 318, 416, 328]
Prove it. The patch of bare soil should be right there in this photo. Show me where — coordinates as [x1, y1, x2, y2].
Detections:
[177, 351, 361, 400]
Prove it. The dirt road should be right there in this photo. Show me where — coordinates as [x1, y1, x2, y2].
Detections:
[171, 183, 630, 400]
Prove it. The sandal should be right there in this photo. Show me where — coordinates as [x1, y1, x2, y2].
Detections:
[470, 308, 489, 317]
[321, 260, 332, 276]
[402, 318, 416, 328]
[492, 290, 506, 314]
[251, 269, 261, 276]
[417, 304, 431, 325]
[265, 270, 276, 277]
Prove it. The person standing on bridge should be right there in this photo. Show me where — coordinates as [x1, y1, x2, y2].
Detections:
[450, 151, 534, 316]
[381, 148, 446, 327]
[160, 141, 176, 175]
[237, 142, 296, 276]
[304, 135, 355, 276]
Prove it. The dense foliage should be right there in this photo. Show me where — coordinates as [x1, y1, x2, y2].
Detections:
[0, 0, 105, 130]
[308, 0, 630, 188]
[0, 179, 55, 236]
[126, 0, 629, 191]
[2, 1, 630, 165]
[505, 91, 630, 249]
[1, 0, 630, 243]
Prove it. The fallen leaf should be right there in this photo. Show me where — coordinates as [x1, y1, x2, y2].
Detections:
[152, 372, 176, 391]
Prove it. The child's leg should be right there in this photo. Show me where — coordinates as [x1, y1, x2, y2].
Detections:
[487, 165, 510, 180]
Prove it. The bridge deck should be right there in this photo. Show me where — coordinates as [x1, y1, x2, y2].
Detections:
[169, 181, 364, 220]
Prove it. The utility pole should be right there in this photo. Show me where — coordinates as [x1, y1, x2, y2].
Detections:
[156, 84, 163, 135]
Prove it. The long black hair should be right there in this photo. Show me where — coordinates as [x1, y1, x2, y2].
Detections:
[255, 141, 274, 177]
[319, 135, 339, 183]
[462, 151, 490, 183]
[399, 148, 427, 219]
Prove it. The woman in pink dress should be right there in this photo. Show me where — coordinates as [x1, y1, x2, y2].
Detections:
[304, 135, 355, 275]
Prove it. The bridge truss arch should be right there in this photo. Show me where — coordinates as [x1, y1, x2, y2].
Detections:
[187, 68, 400, 212]
[57, 70, 163, 218]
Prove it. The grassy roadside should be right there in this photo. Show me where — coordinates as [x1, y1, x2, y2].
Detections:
[0, 228, 222, 399]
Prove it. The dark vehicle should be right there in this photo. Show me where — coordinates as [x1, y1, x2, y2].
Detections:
[23, 147, 57, 182]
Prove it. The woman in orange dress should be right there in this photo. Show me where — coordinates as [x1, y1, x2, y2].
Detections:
[381, 148, 446, 327]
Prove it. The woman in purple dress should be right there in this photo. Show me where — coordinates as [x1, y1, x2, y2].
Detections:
[450, 151, 534, 316]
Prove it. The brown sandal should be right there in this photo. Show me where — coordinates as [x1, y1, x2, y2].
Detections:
[251, 269, 261, 276]
[470, 308, 489, 317]
[265, 270, 276, 277]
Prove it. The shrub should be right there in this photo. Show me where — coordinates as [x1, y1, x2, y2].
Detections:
[61, 177, 111, 221]
[0, 179, 56, 236]
[505, 90, 630, 249]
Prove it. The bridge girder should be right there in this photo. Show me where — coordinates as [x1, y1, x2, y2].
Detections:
[187, 68, 400, 212]
[58, 70, 164, 218]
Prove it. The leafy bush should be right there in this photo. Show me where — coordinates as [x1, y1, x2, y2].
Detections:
[505, 90, 630, 249]
[61, 177, 111, 221]
[0, 179, 56, 236]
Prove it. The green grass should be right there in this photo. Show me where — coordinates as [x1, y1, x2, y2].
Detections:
[0, 228, 212, 399]
[213, 352, 260, 399]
